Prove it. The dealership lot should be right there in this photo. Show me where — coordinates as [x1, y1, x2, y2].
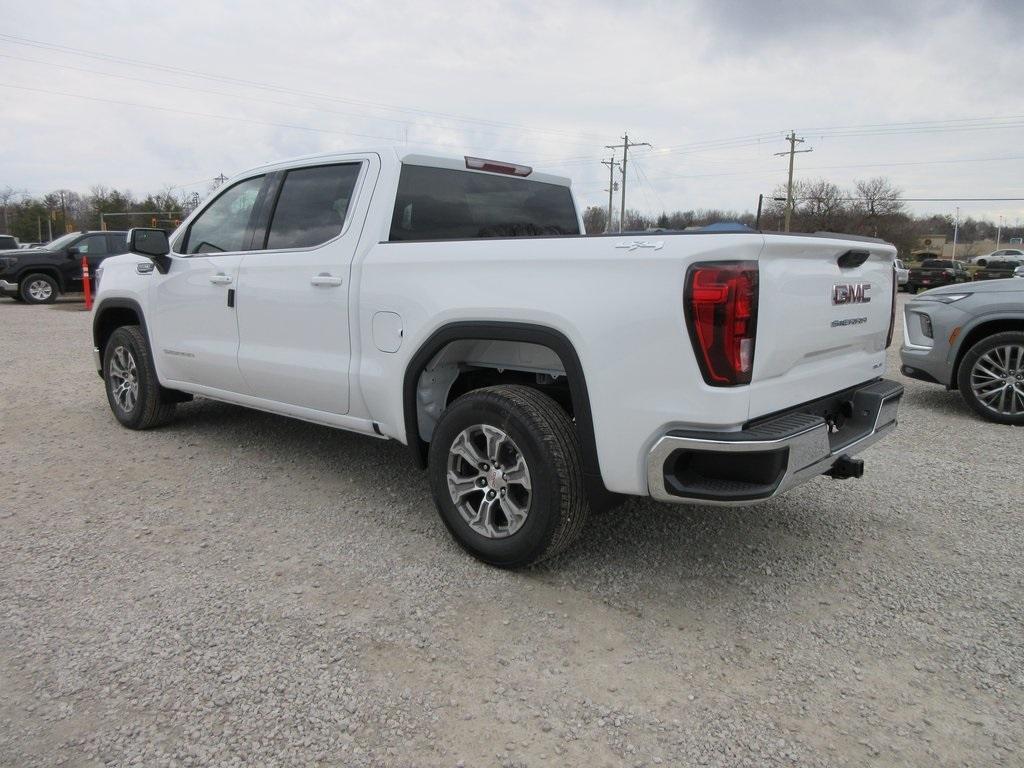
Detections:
[0, 295, 1020, 767]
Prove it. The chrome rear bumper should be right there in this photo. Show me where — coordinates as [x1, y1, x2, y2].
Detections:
[647, 379, 903, 505]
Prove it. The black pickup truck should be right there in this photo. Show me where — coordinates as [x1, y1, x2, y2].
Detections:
[906, 258, 971, 293]
[0, 231, 127, 304]
[973, 258, 1022, 281]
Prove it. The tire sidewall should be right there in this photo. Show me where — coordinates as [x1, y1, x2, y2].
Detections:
[428, 394, 565, 567]
[957, 331, 1024, 425]
[20, 274, 58, 304]
[103, 328, 151, 428]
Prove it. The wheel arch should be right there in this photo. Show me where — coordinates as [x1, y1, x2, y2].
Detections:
[17, 267, 64, 292]
[92, 298, 152, 373]
[402, 322, 603, 485]
[951, 315, 1024, 386]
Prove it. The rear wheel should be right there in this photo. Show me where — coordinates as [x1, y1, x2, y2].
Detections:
[427, 385, 589, 568]
[103, 325, 177, 429]
[19, 273, 58, 304]
[957, 331, 1024, 425]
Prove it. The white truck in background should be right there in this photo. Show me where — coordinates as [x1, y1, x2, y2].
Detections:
[91, 148, 903, 567]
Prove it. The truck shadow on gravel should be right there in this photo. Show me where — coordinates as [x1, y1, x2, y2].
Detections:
[157, 397, 865, 605]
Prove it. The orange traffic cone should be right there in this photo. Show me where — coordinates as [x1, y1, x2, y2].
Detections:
[81, 255, 93, 311]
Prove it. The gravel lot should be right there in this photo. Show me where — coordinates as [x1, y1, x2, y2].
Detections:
[1, 294, 1021, 767]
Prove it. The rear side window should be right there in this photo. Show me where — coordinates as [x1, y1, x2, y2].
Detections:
[0, 236, 16, 249]
[389, 165, 579, 242]
[185, 176, 265, 254]
[266, 163, 361, 250]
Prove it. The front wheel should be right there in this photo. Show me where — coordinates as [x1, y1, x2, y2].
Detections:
[19, 273, 58, 304]
[427, 385, 589, 568]
[957, 331, 1024, 425]
[103, 325, 177, 429]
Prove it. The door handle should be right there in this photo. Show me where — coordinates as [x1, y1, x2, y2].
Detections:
[310, 273, 343, 287]
[209, 273, 233, 285]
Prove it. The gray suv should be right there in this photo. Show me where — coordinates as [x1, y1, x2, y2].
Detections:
[900, 280, 1024, 424]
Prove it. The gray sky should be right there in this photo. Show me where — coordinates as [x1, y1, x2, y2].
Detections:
[2, 0, 1022, 223]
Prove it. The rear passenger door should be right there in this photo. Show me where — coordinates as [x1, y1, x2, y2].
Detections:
[235, 156, 377, 415]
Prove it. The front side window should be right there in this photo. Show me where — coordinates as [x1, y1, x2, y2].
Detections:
[389, 165, 580, 242]
[185, 176, 265, 254]
[76, 234, 109, 255]
[265, 163, 361, 250]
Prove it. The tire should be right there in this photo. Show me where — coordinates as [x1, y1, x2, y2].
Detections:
[957, 331, 1024, 426]
[19, 273, 58, 304]
[427, 385, 589, 568]
[103, 325, 177, 429]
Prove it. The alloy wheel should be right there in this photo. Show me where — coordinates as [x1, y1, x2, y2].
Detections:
[970, 344, 1024, 417]
[446, 424, 532, 538]
[108, 345, 139, 413]
[27, 279, 53, 301]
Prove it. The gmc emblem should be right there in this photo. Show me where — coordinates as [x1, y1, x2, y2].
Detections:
[832, 283, 871, 305]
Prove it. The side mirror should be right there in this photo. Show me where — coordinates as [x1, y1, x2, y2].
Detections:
[127, 228, 171, 273]
[67, 245, 81, 260]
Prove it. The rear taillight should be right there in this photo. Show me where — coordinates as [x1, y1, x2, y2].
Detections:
[684, 261, 758, 386]
[886, 263, 897, 348]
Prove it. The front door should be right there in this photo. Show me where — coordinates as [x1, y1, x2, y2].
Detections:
[149, 174, 267, 393]
[236, 159, 372, 415]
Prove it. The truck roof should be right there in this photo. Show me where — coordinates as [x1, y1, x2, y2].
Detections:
[244, 147, 573, 188]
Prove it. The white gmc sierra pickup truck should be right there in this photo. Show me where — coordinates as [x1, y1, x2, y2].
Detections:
[92, 148, 903, 567]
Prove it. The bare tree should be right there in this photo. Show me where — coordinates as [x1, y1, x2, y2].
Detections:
[853, 177, 905, 219]
[0, 186, 26, 233]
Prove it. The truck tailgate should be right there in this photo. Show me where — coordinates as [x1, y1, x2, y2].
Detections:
[749, 235, 895, 419]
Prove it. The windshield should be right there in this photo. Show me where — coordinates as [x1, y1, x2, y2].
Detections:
[44, 232, 81, 251]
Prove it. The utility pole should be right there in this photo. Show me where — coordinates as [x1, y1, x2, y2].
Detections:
[601, 156, 621, 233]
[952, 206, 960, 261]
[774, 130, 812, 232]
[997, 215, 1003, 249]
[213, 173, 228, 189]
[58, 190, 68, 234]
[606, 132, 651, 233]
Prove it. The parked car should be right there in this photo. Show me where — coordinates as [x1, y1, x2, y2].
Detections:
[969, 248, 1024, 267]
[901, 281, 1024, 424]
[0, 230, 127, 303]
[91, 149, 902, 567]
[907, 259, 971, 293]
[895, 258, 909, 290]
[974, 259, 1023, 281]
[0, 234, 19, 251]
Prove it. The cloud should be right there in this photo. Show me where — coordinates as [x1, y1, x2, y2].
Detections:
[1, 0, 1022, 222]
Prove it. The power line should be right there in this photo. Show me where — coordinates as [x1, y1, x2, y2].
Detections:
[0, 82, 586, 158]
[0, 50, 605, 148]
[0, 33, 608, 144]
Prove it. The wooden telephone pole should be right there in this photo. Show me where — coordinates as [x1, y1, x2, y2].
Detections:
[774, 131, 812, 232]
[606, 133, 651, 233]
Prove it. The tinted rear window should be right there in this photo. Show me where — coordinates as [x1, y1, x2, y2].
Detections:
[389, 165, 579, 242]
[266, 163, 361, 250]
[921, 260, 954, 268]
[0, 236, 17, 249]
